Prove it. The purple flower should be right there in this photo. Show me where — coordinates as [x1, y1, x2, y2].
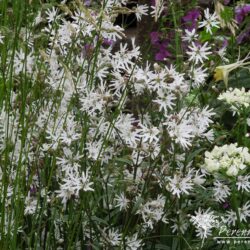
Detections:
[150, 32, 171, 61]
[154, 41, 171, 61]
[151, 0, 155, 6]
[224, 0, 230, 5]
[237, 25, 250, 44]
[84, 0, 91, 6]
[155, 48, 171, 61]
[150, 32, 160, 45]
[222, 38, 228, 48]
[182, 9, 200, 31]
[102, 38, 114, 46]
[235, 4, 250, 24]
[30, 186, 37, 194]
[223, 202, 230, 209]
[83, 44, 94, 57]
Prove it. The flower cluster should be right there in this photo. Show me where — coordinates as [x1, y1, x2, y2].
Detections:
[218, 87, 250, 113]
[204, 143, 250, 176]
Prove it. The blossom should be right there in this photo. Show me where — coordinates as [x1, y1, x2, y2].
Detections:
[115, 193, 130, 211]
[199, 8, 220, 34]
[171, 212, 189, 234]
[134, 4, 148, 21]
[149, 31, 172, 61]
[151, 0, 164, 22]
[0, 32, 4, 44]
[203, 143, 250, 176]
[239, 201, 250, 222]
[182, 9, 200, 31]
[190, 66, 208, 87]
[137, 195, 167, 229]
[126, 233, 144, 250]
[56, 168, 94, 206]
[24, 192, 40, 215]
[190, 208, 217, 240]
[150, 31, 160, 45]
[213, 180, 230, 203]
[45, 7, 59, 23]
[237, 25, 250, 44]
[138, 125, 160, 143]
[187, 42, 212, 64]
[218, 87, 250, 113]
[167, 174, 193, 198]
[182, 29, 198, 43]
[155, 44, 171, 61]
[236, 175, 250, 192]
[214, 54, 250, 87]
[104, 228, 122, 246]
[235, 4, 250, 24]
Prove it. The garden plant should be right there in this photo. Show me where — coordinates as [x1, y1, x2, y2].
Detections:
[1, 0, 250, 249]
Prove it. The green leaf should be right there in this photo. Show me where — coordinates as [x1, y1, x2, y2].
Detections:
[200, 30, 212, 42]
[155, 244, 171, 250]
[186, 148, 205, 163]
[200, 27, 218, 42]
[220, 6, 234, 23]
[91, 216, 109, 226]
[228, 68, 250, 88]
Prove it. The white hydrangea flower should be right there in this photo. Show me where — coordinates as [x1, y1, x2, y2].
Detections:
[218, 87, 250, 114]
[203, 143, 250, 176]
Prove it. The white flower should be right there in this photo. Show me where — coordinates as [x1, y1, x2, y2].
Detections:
[224, 209, 237, 226]
[45, 7, 59, 23]
[138, 125, 160, 143]
[190, 208, 217, 239]
[115, 193, 130, 211]
[56, 168, 94, 207]
[151, 0, 164, 22]
[182, 29, 198, 43]
[112, 39, 140, 70]
[137, 195, 166, 229]
[192, 170, 206, 186]
[187, 42, 212, 64]
[134, 4, 148, 21]
[217, 47, 229, 63]
[199, 8, 220, 34]
[236, 175, 250, 192]
[167, 174, 193, 198]
[25, 192, 40, 215]
[190, 66, 208, 87]
[105, 228, 122, 246]
[153, 89, 176, 114]
[203, 143, 250, 176]
[239, 201, 250, 222]
[0, 32, 4, 44]
[213, 180, 230, 203]
[165, 116, 194, 149]
[56, 147, 82, 173]
[126, 233, 144, 250]
[218, 87, 250, 114]
[171, 212, 189, 234]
